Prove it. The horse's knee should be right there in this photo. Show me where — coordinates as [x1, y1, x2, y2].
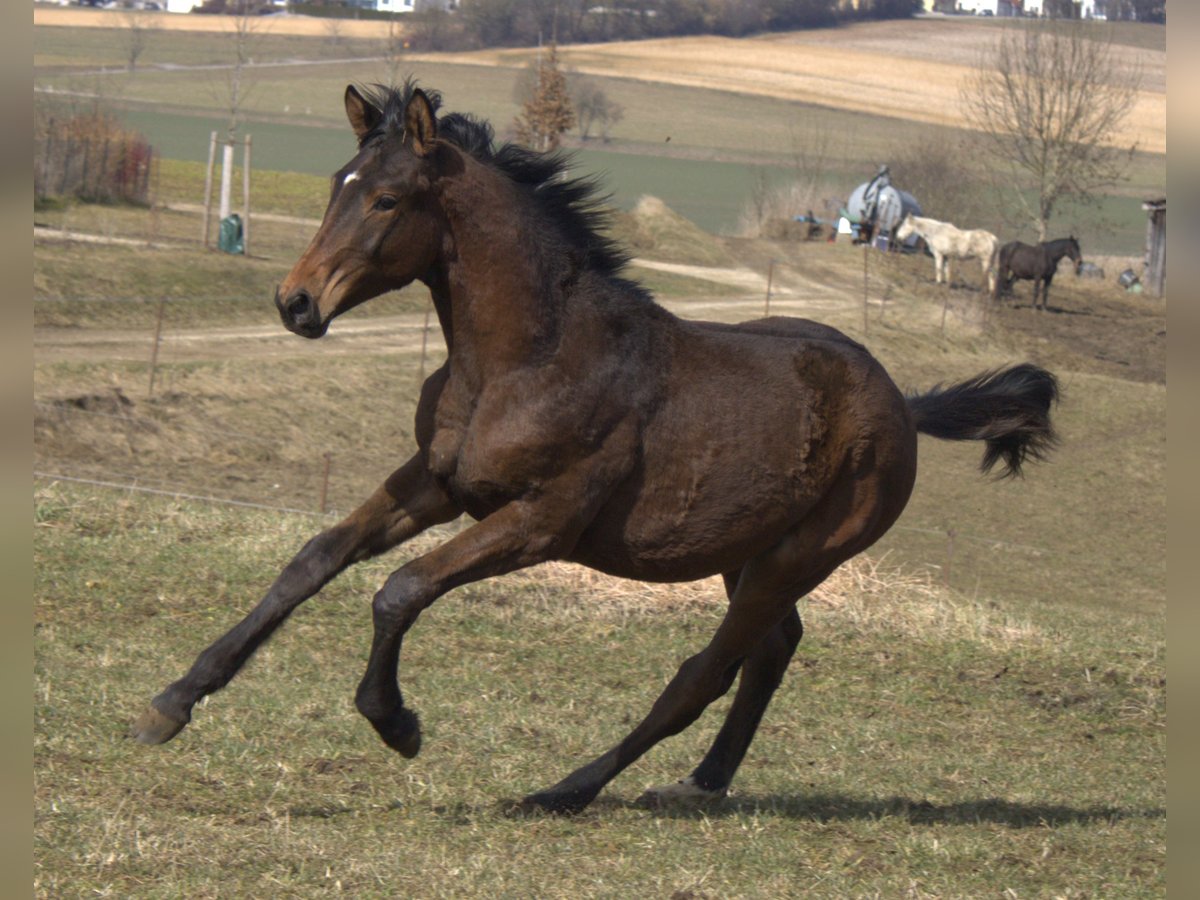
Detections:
[371, 568, 431, 631]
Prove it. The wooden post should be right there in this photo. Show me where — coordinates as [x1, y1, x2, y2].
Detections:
[944, 527, 957, 588]
[418, 302, 432, 383]
[242, 134, 252, 256]
[147, 297, 167, 398]
[319, 452, 332, 514]
[202, 130, 218, 247]
[148, 151, 161, 245]
[764, 258, 774, 317]
[862, 244, 870, 337]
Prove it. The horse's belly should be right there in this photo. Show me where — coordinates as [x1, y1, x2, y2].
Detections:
[572, 418, 837, 581]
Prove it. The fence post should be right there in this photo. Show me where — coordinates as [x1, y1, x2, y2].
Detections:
[764, 258, 774, 317]
[242, 134, 252, 256]
[202, 131, 218, 247]
[944, 526, 957, 588]
[319, 452, 332, 514]
[418, 302, 432, 383]
[862, 244, 870, 337]
[147, 297, 167, 398]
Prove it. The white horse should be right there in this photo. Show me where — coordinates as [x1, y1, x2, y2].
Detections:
[895, 214, 998, 294]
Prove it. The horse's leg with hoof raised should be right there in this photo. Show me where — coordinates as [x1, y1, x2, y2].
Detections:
[352, 465, 616, 760]
[131, 455, 459, 745]
[638, 606, 803, 808]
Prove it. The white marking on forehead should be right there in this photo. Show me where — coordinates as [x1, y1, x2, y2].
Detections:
[342, 170, 360, 186]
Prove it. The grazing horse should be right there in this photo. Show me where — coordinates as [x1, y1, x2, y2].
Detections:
[894, 214, 999, 294]
[133, 84, 1058, 815]
[993, 237, 1083, 311]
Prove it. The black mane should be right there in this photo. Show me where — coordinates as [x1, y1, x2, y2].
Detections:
[357, 82, 633, 281]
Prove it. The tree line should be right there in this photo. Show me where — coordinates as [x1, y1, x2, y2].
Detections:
[388, 0, 922, 51]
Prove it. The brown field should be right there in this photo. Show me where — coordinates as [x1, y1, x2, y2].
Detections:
[34, 8, 1165, 153]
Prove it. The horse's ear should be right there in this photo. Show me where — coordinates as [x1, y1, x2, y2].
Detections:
[345, 85, 382, 144]
[404, 88, 438, 157]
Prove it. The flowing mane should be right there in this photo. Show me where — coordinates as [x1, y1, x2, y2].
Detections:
[355, 82, 635, 283]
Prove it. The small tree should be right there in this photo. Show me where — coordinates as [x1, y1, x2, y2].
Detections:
[961, 20, 1141, 240]
[514, 43, 576, 152]
[571, 76, 624, 142]
[121, 9, 157, 73]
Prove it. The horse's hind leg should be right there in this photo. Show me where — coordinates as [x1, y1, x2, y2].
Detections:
[131, 455, 460, 745]
[637, 604, 803, 806]
[521, 447, 913, 815]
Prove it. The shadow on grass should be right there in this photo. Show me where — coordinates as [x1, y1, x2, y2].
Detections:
[623, 793, 1165, 828]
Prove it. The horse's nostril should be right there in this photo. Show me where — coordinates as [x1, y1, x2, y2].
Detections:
[286, 291, 312, 321]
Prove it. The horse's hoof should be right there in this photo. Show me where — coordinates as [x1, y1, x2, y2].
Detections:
[131, 705, 188, 745]
[514, 789, 593, 817]
[636, 776, 727, 809]
[373, 707, 422, 758]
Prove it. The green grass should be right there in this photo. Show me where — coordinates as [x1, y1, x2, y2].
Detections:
[33, 483, 1164, 897]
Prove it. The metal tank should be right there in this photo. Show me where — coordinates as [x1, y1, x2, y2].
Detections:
[843, 166, 922, 248]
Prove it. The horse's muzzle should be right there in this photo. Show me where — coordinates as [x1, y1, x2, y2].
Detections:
[275, 286, 327, 339]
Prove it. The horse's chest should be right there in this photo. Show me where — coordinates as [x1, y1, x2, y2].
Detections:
[426, 384, 580, 512]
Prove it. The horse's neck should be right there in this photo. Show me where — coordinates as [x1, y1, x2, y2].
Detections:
[435, 166, 564, 379]
[1045, 241, 1072, 261]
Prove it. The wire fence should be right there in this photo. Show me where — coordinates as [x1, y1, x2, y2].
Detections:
[34, 389, 1053, 599]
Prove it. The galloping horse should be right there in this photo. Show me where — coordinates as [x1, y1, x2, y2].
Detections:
[133, 84, 1058, 815]
[993, 237, 1083, 311]
[894, 213, 1000, 294]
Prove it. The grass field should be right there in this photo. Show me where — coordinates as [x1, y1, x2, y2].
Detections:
[34, 16, 1166, 897]
[32, 161, 1167, 900]
[34, 484, 1165, 898]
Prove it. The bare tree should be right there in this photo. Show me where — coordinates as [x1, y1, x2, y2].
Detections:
[961, 20, 1141, 240]
[513, 43, 576, 152]
[570, 75, 624, 142]
[121, 9, 157, 73]
[885, 133, 990, 228]
[381, 13, 407, 85]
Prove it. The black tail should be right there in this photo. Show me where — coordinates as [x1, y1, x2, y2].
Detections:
[907, 364, 1059, 478]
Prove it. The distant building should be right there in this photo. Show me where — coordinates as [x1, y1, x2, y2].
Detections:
[345, 0, 454, 11]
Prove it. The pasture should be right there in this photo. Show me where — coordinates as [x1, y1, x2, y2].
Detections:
[34, 15, 1165, 897]
[34, 167, 1165, 896]
[34, 14, 1165, 246]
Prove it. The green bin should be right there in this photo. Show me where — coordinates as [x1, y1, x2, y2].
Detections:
[218, 213, 244, 255]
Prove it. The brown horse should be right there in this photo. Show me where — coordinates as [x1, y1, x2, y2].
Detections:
[993, 237, 1083, 310]
[133, 84, 1058, 815]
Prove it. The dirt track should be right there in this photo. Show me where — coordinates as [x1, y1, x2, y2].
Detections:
[35, 8, 1165, 153]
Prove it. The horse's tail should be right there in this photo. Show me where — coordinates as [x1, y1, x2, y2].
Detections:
[990, 244, 1007, 300]
[907, 364, 1059, 478]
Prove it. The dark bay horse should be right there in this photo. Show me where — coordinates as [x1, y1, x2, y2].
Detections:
[993, 237, 1083, 310]
[133, 84, 1058, 815]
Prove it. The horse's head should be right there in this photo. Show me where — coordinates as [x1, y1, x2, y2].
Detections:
[276, 85, 448, 338]
[1066, 235, 1083, 275]
[894, 214, 914, 242]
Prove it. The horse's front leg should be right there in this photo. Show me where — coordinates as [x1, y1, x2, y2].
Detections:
[131, 455, 461, 745]
[352, 469, 610, 758]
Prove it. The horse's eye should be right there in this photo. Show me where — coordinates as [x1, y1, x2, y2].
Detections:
[374, 195, 398, 212]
